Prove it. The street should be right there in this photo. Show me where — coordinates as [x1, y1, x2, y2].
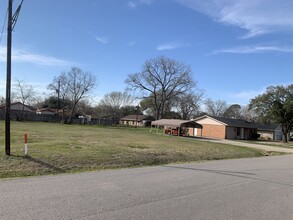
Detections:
[1, 155, 293, 220]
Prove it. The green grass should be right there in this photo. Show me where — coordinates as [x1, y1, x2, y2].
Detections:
[0, 121, 276, 179]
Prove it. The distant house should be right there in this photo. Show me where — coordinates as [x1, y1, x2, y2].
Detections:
[0, 102, 35, 113]
[120, 115, 155, 127]
[256, 123, 282, 141]
[151, 119, 203, 137]
[36, 108, 57, 115]
[0, 102, 36, 121]
[193, 115, 259, 140]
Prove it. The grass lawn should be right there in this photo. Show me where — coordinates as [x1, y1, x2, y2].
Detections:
[0, 121, 278, 179]
[235, 140, 293, 149]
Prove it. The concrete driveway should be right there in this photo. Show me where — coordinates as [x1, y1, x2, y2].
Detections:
[195, 138, 293, 153]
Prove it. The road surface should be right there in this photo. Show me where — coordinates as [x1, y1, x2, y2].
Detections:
[1, 155, 293, 220]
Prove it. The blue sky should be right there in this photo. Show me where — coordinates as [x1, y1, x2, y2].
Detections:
[1, 0, 293, 106]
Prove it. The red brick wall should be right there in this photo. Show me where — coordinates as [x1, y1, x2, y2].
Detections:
[201, 124, 226, 139]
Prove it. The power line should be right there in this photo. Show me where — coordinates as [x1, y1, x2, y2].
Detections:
[1, 0, 24, 44]
[0, 8, 8, 45]
[12, 0, 24, 30]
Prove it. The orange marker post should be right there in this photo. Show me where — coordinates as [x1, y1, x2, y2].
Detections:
[24, 133, 28, 155]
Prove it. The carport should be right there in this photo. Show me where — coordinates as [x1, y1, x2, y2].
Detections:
[151, 119, 203, 137]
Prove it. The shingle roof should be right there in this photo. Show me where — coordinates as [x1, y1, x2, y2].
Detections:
[211, 116, 258, 128]
[0, 102, 35, 111]
[120, 115, 154, 122]
[254, 123, 281, 131]
[195, 115, 281, 131]
[194, 115, 257, 128]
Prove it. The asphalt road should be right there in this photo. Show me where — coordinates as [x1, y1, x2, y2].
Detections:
[1, 155, 293, 220]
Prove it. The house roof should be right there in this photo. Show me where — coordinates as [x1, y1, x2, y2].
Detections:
[151, 119, 203, 129]
[0, 102, 35, 111]
[36, 108, 57, 113]
[194, 115, 283, 131]
[120, 115, 154, 122]
[255, 123, 281, 131]
[195, 115, 258, 129]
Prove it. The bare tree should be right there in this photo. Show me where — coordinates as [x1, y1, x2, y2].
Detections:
[241, 105, 259, 122]
[176, 91, 204, 120]
[204, 98, 228, 117]
[98, 91, 134, 118]
[48, 67, 96, 123]
[13, 79, 36, 105]
[47, 74, 70, 121]
[13, 79, 36, 120]
[126, 56, 195, 119]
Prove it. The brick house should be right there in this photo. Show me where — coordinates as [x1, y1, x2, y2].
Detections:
[193, 115, 259, 140]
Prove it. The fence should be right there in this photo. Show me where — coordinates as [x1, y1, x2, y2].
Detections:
[0, 110, 120, 125]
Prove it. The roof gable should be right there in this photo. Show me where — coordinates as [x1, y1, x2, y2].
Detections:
[194, 115, 227, 126]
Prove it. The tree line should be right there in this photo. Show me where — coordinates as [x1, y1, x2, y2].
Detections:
[3, 56, 293, 142]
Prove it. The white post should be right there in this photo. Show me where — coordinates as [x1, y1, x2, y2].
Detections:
[24, 133, 28, 155]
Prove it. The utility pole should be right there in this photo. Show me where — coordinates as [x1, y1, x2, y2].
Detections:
[5, 0, 13, 156]
[5, 0, 24, 156]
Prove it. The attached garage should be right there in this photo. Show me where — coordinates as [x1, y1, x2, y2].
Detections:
[257, 124, 282, 141]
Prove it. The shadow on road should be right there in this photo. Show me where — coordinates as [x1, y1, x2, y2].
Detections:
[165, 165, 293, 187]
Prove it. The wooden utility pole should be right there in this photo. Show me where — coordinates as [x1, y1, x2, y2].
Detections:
[5, 0, 13, 156]
[5, 0, 24, 155]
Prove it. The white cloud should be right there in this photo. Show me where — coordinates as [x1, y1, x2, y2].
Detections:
[175, 0, 293, 38]
[128, 1, 136, 8]
[233, 90, 264, 100]
[157, 43, 178, 51]
[128, 0, 154, 9]
[0, 79, 49, 98]
[227, 82, 293, 104]
[157, 42, 188, 51]
[218, 89, 265, 105]
[0, 46, 74, 66]
[212, 45, 293, 54]
[95, 36, 108, 44]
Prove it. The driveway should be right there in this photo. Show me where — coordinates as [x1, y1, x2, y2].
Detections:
[195, 138, 293, 153]
[1, 155, 293, 220]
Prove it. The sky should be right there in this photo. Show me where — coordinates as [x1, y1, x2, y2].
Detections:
[1, 0, 293, 106]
